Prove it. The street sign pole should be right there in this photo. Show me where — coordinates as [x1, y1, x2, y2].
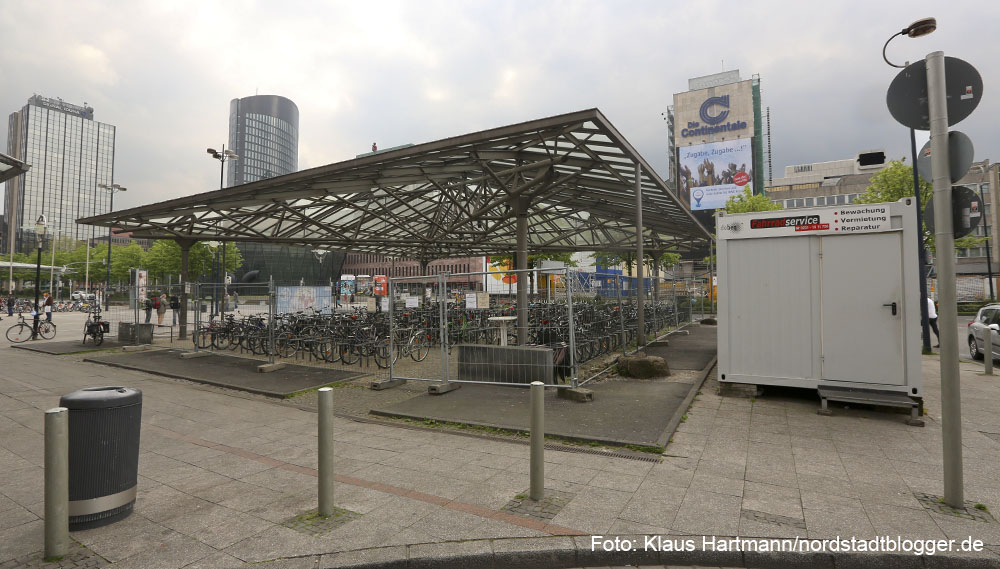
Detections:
[911, 128, 932, 353]
[927, 51, 963, 508]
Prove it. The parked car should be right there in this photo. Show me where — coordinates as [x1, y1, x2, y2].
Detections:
[71, 290, 96, 301]
[967, 303, 1000, 361]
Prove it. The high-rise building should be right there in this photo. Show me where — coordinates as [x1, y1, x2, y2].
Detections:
[224, 95, 342, 283]
[227, 95, 299, 186]
[669, 70, 764, 232]
[5, 95, 115, 252]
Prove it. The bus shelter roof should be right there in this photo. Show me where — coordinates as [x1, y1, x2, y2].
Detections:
[79, 109, 711, 259]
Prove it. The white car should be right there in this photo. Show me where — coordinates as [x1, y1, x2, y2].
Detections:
[967, 303, 1000, 361]
[71, 290, 96, 301]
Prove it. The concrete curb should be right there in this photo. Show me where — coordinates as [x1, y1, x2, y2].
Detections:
[304, 535, 1000, 568]
[656, 353, 717, 449]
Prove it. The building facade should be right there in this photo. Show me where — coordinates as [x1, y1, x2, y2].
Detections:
[768, 156, 999, 276]
[227, 95, 299, 187]
[4, 95, 115, 253]
[340, 254, 486, 288]
[669, 70, 763, 232]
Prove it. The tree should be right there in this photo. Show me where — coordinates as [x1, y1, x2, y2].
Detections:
[723, 187, 782, 213]
[855, 160, 984, 252]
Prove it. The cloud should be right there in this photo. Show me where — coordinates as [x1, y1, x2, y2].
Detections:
[0, 0, 997, 215]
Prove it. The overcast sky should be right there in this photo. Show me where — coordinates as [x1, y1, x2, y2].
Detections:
[1, 0, 996, 212]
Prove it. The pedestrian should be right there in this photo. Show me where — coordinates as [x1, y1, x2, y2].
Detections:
[927, 296, 940, 348]
[6, 292, 14, 317]
[43, 292, 54, 322]
[144, 295, 153, 323]
[156, 293, 167, 325]
[169, 293, 180, 325]
[232, 290, 239, 309]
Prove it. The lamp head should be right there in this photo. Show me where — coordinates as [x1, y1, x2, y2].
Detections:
[906, 17, 936, 38]
[207, 148, 218, 155]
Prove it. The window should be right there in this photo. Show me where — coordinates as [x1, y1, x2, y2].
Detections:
[816, 196, 826, 206]
[805, 198, 814, 207]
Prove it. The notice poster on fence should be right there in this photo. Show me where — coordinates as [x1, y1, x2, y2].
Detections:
[276, 286, 333, 314]
[366, 297, 377, 312]
[466, 293, 489, 309]
[405, 297, 419, 308]
[381, 297, 389, 312]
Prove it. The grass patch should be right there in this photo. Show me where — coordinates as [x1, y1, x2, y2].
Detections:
[975, 503, 989, 512]
[285, 380, 363, 398]
[680, 414, 688, 423]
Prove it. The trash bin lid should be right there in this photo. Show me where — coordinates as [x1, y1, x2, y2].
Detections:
[59, 386, 142, 409]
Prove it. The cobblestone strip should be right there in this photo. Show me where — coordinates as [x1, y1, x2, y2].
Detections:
[915, 492, 997, 523]
[281, 508, 361, 537]
[502, 489, 575, 522]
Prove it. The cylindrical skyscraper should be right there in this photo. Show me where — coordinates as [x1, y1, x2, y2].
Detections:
[227, 95, 299, 187]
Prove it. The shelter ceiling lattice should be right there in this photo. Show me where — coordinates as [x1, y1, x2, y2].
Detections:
[79, 109, 711, 258]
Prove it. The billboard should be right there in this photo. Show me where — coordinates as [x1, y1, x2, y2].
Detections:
[678, 138, 754, 211]
[673, 79, 755, 146]
[276, 286, 333, 314]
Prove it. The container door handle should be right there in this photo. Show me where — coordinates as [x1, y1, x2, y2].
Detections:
[882, 302, 897, 316]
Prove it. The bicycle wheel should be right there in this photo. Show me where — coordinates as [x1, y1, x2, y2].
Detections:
[93, 328, 104, 346]
[312, 336, 335, 362]
[195, 327, 211, 349]
[6, 323, 31, 343]
[39, 321, 57, 340]
[212, 330, 232, 350]
[409, 332, 431, 362]
[275, 331, 296, 358]
[339, 342, 361, 365]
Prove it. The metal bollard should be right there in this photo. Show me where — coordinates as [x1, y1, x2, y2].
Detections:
[986, 328, 994, 376]
[529, 381, 544, 501]
[44, 407, 69, 560]
[318, 387, 334, 516]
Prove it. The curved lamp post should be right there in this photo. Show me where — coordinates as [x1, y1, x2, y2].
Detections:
[98, 183, 126, 309]
[32, 215, 46, 339]
[883, 17, 936, 353]
[207, 146, 237, 315]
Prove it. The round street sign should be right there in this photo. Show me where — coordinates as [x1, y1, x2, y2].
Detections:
[924, 185, 982, 239]
[916, 130, 975, 184]
[886, 57, 983, 130]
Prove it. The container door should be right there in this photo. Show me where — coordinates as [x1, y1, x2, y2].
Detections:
[820, 232, 904, 385]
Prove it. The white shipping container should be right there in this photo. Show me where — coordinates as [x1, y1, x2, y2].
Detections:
[716, 199, 921, 398]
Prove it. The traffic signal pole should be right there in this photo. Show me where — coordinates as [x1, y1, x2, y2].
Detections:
[927, 51, 963, 508]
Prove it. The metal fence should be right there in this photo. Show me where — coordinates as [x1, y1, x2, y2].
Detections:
[385, 268, 699, 390]
[80, 269, 710, 386]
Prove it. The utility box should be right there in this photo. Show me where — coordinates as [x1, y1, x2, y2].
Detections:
[716, 198, 921, 398]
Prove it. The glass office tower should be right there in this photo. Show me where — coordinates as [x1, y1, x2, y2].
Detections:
[225, 95, 343, 282]
[227, 95, 299, 187]
[5, 95, 115, 252]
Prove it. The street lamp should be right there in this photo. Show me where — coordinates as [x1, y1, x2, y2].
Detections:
[98, 183, 127, 309]
[207, 146, 237, 315]
[882, 17, 936, 353]
[32, 215, 46, 339]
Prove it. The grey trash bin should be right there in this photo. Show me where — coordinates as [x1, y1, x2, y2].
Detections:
[59, 386, 142, 530]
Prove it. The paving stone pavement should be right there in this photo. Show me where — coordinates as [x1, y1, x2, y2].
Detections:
[2, 339, 1000, 567]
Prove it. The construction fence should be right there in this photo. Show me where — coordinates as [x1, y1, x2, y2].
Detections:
[81, 270, 712, 389]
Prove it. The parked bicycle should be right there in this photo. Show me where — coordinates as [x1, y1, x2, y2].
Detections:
[6, 312, 57, 343]
[83, 307, 110, 345]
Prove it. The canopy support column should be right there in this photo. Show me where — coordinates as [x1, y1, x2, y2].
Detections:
[516, 197, 529, 345]
[635, 164, 645, 348]
[177, 239, 195, 340]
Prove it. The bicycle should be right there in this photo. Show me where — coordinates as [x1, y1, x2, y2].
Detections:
[83, 308, 109, 345]
[6, 313, 56, 342]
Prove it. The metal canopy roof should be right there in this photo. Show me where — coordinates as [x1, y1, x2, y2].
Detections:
[0, 152, 30, 183]
[79, 109, 711, 259]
